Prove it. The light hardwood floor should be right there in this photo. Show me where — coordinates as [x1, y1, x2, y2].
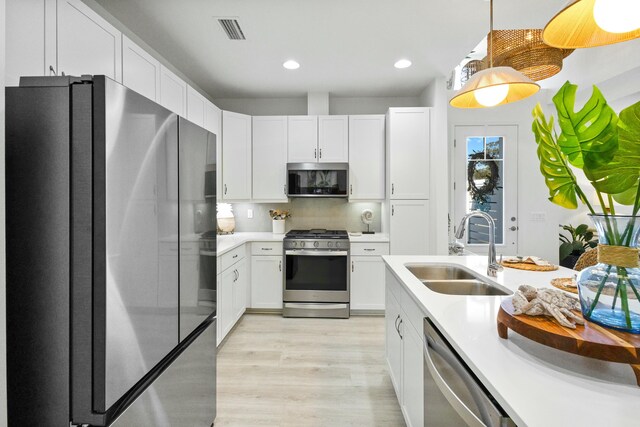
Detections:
[216, 314, 406, 427]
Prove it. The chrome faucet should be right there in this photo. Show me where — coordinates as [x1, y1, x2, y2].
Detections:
[455, 211, 503, 277]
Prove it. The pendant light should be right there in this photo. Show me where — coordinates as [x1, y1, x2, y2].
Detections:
[450, 0, 540, 109]
[543, 0, 640, 49]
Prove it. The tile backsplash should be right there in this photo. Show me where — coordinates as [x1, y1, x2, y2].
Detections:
[230, 199, 382, 232]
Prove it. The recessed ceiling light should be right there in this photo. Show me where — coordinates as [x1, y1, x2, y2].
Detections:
[394, 59, 412, 69]
[283, 60, 300, 70]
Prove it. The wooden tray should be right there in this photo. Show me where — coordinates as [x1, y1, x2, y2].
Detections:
[497, 299, 640, 386]
[500, 261, 558, 271]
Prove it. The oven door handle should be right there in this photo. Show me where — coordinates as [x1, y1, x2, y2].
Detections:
[199, 250, 217, 256]
[285, 250, 349, 256]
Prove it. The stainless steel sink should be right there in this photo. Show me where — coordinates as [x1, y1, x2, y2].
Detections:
[406, 265, 477, 281]
[405, 263, 512, 296]
[423, 280, 511, 296]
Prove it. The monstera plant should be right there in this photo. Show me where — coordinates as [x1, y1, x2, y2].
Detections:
[532, 81, 640, 333]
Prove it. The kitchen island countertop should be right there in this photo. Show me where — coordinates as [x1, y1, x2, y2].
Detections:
[383, 255, 640, 427]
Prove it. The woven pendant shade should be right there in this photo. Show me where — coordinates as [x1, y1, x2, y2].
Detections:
[449, 66, 540, 109]
[543, 0, 640, 48]
[489, 29, 573, 81]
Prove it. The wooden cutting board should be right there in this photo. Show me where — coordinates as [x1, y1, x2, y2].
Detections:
[497, 298, 640, 386]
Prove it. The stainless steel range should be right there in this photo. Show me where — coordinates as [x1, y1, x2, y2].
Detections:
[283, 229, 350, 318]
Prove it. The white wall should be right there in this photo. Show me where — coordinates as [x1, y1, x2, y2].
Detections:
[1, 0, 7, 423]
[421, 77, 449, 255]
[329, 96, 420, 115]
[213, 97, 307, 115]
[213, 95, 422, 116]
[448, 90, 561, 263]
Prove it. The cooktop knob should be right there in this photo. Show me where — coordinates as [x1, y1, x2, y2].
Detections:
[292, 241, 297, 247]
[300, 241, 305, 248]
[327, 241, 333, 248]
[314, 241, 319, 248]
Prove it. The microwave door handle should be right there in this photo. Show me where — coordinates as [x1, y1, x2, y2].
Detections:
[424, 336, 493, 427]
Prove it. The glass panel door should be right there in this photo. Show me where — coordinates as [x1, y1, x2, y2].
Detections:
[454, 125, 518, 255]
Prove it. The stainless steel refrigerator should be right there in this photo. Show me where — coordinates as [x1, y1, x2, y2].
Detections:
[5, 75, 216, 426]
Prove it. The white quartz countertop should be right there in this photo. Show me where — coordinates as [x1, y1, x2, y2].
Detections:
[382, 255, 640, 427]
[348, 232, 390, 243]
[217, 232, 285, 255]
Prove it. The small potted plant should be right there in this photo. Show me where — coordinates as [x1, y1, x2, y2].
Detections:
[559, 224, 598, 269]
[269, 209, 290, 234]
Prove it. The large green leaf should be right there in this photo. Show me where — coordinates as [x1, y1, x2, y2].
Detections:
[552, 81, 618, 173]
[532, 103, 578, 209]
[589, 100, 640, 199]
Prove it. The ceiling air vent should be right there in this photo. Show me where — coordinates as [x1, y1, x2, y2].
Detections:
[218, 18, 246, 40]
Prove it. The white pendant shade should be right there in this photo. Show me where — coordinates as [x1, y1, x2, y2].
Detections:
[543, 0, 640, 48]
[449, 66, 540, 109]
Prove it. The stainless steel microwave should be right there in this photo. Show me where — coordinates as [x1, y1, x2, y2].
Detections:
[287, 163, 349, 198]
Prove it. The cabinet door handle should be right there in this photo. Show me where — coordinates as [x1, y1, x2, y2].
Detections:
[395, 315, 400, 333]
[279, 260, 282, 272]
[398, 319, 403, 339]
[314, 148, 317, 159]
[233, 254, 238, 258]
[350, 184, 353, 195]
[351, 261, 354, 272]
[319, 148, 322, 159]
[392, 205, 395, 216]
[392, 183, 394, 195]
[224, 184, 228, 195]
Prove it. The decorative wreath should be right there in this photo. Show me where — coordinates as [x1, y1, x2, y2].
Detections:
[467, 152, 500, 204]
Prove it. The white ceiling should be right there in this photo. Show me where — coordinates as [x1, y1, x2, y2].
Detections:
[94, 0, 570, 98]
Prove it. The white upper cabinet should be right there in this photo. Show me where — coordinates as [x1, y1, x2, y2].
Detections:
[186, 86, 206, 128]
[159, 65, 187, 117]
[122, 35, 160, 102]
[287, 116, 318, 163]
[390, 200, 430, 255]
[204, 102, 221, 136]
[222, 111, 252, 200]
[252, 116, 288, 201]
[387, 108, 430, 200]
[5, 0, 56, 86]
[57, 0, 122, 82]
[349, 115, 385, 200]
[318, 115, 349, 162]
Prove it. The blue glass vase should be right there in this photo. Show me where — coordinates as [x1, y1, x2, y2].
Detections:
[577, 215, 640, 334]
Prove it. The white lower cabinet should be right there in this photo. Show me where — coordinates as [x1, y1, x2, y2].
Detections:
[250, 254, 283, 309]
[232, 258, 248, 320]
[402, 319, 424, 427]
[351, 254, 387, 311]
[386, 268, 424, 427]
[219, 266, 236, 341]
[386, 286, 403, 398]
[217, 245, 247, 345]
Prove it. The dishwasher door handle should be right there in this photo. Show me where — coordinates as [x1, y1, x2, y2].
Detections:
[423, 338, 487, 427]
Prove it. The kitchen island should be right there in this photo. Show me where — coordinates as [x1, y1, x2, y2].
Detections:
[383, 255, 640, 427]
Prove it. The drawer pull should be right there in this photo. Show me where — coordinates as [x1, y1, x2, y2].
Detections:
[233, 254, 238, 258]
[261, 248, 273, 251]
[364, 248, 375, 252]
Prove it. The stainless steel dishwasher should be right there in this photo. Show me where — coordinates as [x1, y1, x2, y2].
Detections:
[423, 318, 516, 427]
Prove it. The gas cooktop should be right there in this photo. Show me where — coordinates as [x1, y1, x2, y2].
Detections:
[285, 229, 348, 239]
